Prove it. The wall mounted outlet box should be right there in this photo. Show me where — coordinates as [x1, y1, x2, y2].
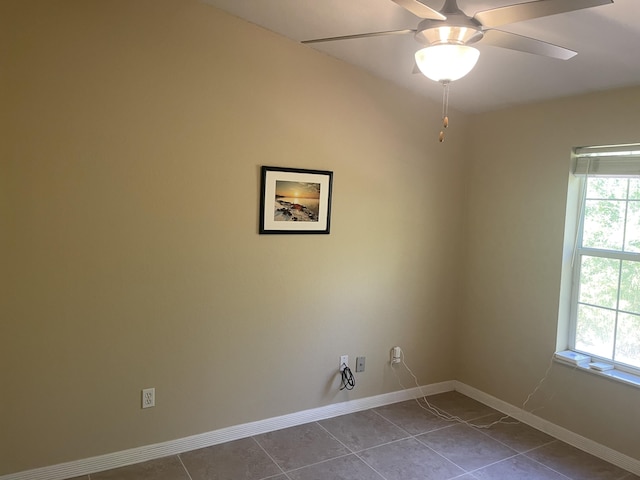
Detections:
[391, 346, 401, 364]
[356, 356, 365, 372]
[339, 355, 348, 371]
[142, 388, 155, 408]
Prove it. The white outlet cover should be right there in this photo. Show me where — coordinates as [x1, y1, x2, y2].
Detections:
[340, 355, 348, 371]
[142, 388, 155, 408]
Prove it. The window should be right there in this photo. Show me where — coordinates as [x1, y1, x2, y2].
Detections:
[570, 144, 640, 374]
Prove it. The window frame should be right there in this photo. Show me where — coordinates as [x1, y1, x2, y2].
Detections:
[568, 146, 640, 376]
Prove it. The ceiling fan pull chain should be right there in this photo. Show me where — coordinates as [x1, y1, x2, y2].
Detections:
[439, 81, 450, 143]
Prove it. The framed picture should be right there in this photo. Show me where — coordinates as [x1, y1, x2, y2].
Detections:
[259, 166, 333, 234]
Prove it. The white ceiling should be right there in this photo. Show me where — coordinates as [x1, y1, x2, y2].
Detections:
[201, 0, 640, 113]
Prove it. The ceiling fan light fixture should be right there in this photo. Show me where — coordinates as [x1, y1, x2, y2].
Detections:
[415, 44, 480, 82]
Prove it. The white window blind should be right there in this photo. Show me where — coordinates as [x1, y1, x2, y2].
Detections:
[574, 144, 640, 176]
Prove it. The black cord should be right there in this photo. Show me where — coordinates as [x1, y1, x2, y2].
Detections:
[340, 364, 355, 391]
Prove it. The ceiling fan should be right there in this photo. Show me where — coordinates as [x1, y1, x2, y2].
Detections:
[302, 0, 613, 141]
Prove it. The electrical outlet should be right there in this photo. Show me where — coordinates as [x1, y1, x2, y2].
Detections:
[339, 355, 348, 371]
[356, 356, 365, 372]
[142, 388, 155, 409]
[391, 346, 401, 364]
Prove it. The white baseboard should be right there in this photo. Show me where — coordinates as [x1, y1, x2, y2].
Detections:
[454, 381, 640, 476]
[5, 379, 638, 480]
[1, 381, 454, 480]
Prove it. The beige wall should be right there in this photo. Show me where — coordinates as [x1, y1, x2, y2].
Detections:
[1, 0, 467, 474]
[461, 86, 640, 461]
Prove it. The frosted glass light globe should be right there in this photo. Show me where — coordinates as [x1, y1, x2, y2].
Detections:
[415, 45, 480, 82]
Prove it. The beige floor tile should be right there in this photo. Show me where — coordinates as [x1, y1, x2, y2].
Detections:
[471, 413, 555, 452]
[525, 440, 628, 480]
[180, 437, 281, 480]
[359, 437, 465, 480]
[424, 392, 500, 421]
[417, 423, 517, 471]
[91, 456, 188, 480]
[319, 410, 409, 451]
[472, 454, 570, 480]
[254, 422, 349, 471]
[287, 454, 384, 480]
[374, 399, 453, 435]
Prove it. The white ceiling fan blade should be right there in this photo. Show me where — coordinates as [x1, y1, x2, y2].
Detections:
[302, 29, 415, 44]
[474, 0, 613, 29]
[391, 0, 446, 20]
[482, 29, 577, 59]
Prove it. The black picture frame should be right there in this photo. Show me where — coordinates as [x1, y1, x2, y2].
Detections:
[259, 166, 333, 234]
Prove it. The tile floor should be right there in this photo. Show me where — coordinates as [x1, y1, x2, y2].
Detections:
[71, 392, 639, 480]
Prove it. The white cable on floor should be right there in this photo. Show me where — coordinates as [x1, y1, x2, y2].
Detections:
[391, 347, 557, 429]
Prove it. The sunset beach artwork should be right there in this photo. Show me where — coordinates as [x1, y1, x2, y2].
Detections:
[259, 166, 333, 234]
[274, 180, 320, 222]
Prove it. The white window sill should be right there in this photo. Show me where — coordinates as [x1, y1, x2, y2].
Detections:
[554, 351, 640, 389]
